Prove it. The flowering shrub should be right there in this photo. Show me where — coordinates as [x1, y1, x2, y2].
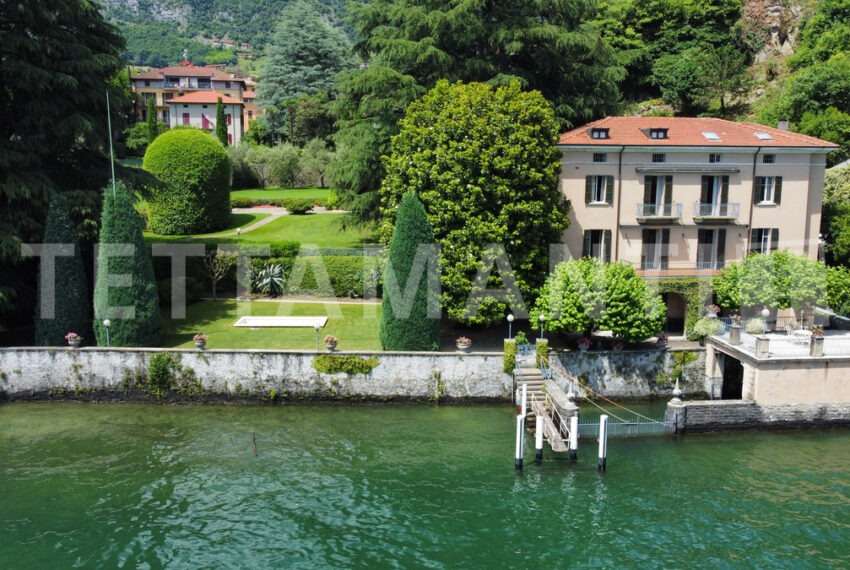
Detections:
[193, 333, 208, 342]
[456, 336, 472, 346]
[705, 304, 721, 313]
[324, 335, 338, 344]
[65, 332, 81, 342]
[730, 314, 742, 325]
[810, 325, 824, 336]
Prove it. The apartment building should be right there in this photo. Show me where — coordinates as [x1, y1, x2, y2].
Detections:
[167, 92, 244, 145]
[130, 64, 247, 125]
[558, 117, 836, 332]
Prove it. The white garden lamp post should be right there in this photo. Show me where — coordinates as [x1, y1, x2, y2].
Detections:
[103, 319, 111, 347]
[761, 307, 770, 336]
[507, 314, 514, 339]
[314, 323, 320, 351]
[538, 313, 546, 340]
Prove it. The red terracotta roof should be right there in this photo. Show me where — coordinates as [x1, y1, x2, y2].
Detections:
[242, 90, 256, 99]
[132, 65, 245, 82]
[168, 91, 243, 105]
[559, 117, 838, 149]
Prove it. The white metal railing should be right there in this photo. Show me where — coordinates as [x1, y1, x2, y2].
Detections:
[695, 260, 725, 270]
[824, 336, 850, 356]
[768, 336, 811, 356]
[693, 202, 740, 218]
[636, 203, 683, 218]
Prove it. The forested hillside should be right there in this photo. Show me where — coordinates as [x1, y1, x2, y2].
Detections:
[101, 0, 352, 67]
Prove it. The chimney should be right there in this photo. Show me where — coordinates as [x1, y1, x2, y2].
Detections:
[777, 118, 789, 131]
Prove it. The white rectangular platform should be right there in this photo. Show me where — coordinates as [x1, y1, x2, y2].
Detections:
[233, 316, 328, 328]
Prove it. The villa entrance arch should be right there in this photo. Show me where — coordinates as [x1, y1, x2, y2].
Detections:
[663, 292, 686, 336]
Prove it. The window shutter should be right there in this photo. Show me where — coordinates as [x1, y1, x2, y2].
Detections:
[664, 176, 673, 206]
[697, 229, 707, 265]
[701, 176, 710, 202]
[661, 229, 670, 269]
[585, 176, 592, 204]
[749, 229, 758, 254]
[604, 230, 612, 262]
[641, 230, 651, 266]
[717, 230, 726, 266]
[774, 177, 782, 204]
[606, 176, 615, 205]
[754, 177, 763, 204]
[770, 228, 779, 251]
[583, 231, 592, 258]
[644, 176, 652, 203]
[721, 176, 729, 203]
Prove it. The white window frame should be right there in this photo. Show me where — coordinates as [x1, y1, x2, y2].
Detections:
[758, 177, 776, 204]
[590, 176, 609, 204]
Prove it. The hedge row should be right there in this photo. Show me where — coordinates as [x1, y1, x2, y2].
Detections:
[231, 197, 328, 210]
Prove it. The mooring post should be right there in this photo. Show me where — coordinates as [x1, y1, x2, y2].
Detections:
[535, 413, 544, 462]
[569, 414, 579, 462]
[598, 414, 609, 472]
[521, 383, 527, 418]
[515, 414, 524, 470]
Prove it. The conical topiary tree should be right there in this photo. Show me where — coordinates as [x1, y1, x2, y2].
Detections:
[34, 194, 91, 346]
[93, 182, 161, 346]
[380, 191, 440, 350]
[216, 97, 228, 146]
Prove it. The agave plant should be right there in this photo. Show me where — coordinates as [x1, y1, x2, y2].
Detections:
[252, 263, 285, 297]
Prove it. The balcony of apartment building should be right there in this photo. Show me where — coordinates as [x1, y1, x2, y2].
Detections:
[635, 202, 683, 223]
[163, 78, 213, 90]
[634, 228, 726, 277]
[692, 201, 740, 223]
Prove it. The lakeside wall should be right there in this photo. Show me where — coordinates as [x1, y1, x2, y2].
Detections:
[0, 347, 705, 402]
[666, 400, 850, 432]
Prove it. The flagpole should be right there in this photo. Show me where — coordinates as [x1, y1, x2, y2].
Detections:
[106, 89, 117, 200]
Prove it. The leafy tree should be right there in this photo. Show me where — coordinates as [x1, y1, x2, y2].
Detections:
[147, 98, 158, 144]
[34, 194, 90, 346]
[713, 251, 827, 313]
[257, 0, 354, 142]
[202, 249, 237, 301]
[532, 258, 666, 343]
[143, 129, 231, 234]
[227, 144, 261, 189]
[380, 192, 440, 351]
[824, 201, 850, 266]
[700, 44, 751, 114]
[93, 182, 161, 346]
[215, 97, 228, 147]
[826, 265, 850, 316]
[246, 145, 275, 189]
[380, 81, 569, 325]
[824, 164, 850, 203]
[268, 143, 300, 187]
[337, 0, 623, 227]
[797, 107, 850, 167]
[651, 48, 707, 115]
[0, 0, 126, 316]
[299, 138, 335, 188]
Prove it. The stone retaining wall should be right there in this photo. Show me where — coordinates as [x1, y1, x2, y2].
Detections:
[0, 348, 511, 402]
[666, 400, 850, 432]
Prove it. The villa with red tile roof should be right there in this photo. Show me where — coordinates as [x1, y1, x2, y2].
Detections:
[167, 91, 244, 145]
[130, 64, 260, 139]
[557, 116, 837, 334]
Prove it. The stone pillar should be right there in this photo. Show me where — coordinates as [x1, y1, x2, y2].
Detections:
[665, 401, 686, 434]
[741, 362, 756, 401]
[535, 338, 549, 367]
[810, 335, 824, 357]
[756, 335, 770, 358]
[729, 324, 741, 345]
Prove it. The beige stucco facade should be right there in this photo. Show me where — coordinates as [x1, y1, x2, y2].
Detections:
[558, 146, 829, 274]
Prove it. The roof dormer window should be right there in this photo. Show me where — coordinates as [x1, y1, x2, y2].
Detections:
[650, 128, 669, 140]
[590, 128, 610, 140]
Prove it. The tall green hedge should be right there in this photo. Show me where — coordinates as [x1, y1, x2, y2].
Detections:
[143, 129, 231, 235]
[380, 192, 440, 351]
[93, 182, 161, 346]
[34, 194, 91, 346]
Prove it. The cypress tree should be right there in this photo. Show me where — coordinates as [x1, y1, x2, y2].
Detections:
[215, 97, 228, 146]
[93, 182, 161, 346]
[147, 97, 157, 144]
[34, 194, 91, 346]
[380, 192, 440, 350]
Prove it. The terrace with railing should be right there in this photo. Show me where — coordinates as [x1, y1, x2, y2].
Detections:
[713, 314, 850, 358]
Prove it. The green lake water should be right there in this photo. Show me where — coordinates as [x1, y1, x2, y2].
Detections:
[1, 402, 849, 569]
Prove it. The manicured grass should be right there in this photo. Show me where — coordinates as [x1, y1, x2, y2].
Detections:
[162, 299, 382, 350]
[231, 187, 332, 200]
[144, 212, 270, 243]
[238, 214, 376, 248]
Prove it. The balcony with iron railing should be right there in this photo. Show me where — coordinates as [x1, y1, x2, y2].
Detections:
[163, 80, 213, 89]
[693, 202, 740, 222]
[632, 259, 726, 277]
[635, 202, 683, 223]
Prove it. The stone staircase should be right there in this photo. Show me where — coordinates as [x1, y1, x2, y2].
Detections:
[514, 366, 546, 428]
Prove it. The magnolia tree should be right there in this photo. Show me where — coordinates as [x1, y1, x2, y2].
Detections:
[379, 80, 568, 325]
[531, 258, 666, 343]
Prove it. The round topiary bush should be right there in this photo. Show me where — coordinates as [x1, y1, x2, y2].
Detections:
[143, 129, 231, 235]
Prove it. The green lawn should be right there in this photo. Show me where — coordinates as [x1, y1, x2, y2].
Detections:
[163, 299, 382, 350]
[238, 214, 375, 248]
[231, 187, 332, 200]
[144, 213, 270, 243]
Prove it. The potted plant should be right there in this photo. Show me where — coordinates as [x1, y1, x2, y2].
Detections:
[705, 304, 720, 318]
[612, 339, 625, 352]
[456, 336, 472, 353]
[577, 336, 592, 352]
[193, 333, 208, 350]
[65, 332, 82, 349]
[324, 334, 338, 351]
[810, 325, 824, 337]
[656, 333, 669, 348]
[728, 315, 742, 345]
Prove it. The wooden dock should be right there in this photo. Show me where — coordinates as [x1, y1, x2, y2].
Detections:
[527, 379, 576, 454]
